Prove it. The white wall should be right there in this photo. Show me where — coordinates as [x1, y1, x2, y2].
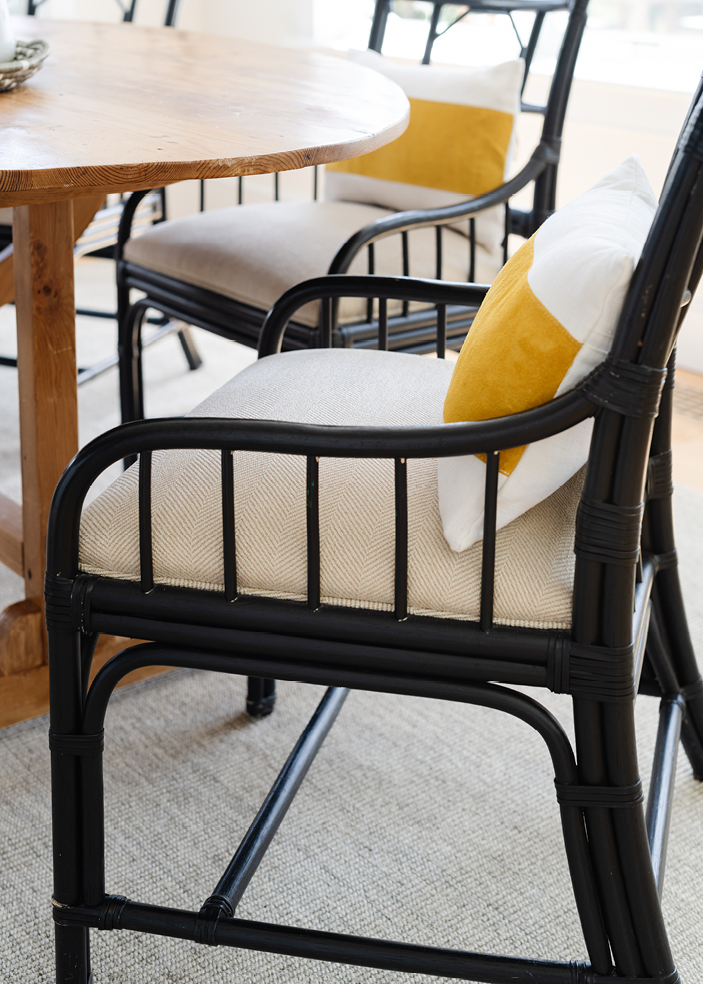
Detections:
[18, 0, 314, 42]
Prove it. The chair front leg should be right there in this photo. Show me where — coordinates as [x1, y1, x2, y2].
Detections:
[118, 300, 148, 429]
[49, 622, 93, 984]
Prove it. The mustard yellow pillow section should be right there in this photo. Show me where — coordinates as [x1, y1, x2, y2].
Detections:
[443, 236, 581, 475]
[327, 97, 514, 198]
[438, 156, 659, 554]
[324, 51, 524, 256]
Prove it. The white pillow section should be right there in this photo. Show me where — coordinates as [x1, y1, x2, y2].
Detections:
[438, 156, 659, 553]
[325, 49, 524, 254]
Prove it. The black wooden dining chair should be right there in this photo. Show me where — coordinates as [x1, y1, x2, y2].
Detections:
[0, 0, 201, 385]
[46, 78, 703, 984]
[115, 0, 588, 424]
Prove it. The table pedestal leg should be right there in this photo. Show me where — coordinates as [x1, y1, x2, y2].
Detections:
[0, 201, 77, 677]
[0, 196, 165, 720]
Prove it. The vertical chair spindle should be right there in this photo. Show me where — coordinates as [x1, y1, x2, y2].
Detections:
[238, 177, 243, 205]
[469, 217, 476, 283]
[221, 449, 237, 602]
[402, 232, 410, 317]
[321, 297, 333, 349]
[139, 450, 154, 593]
[313, 165, 318, 201]
[480, 450, 500, 632]
[307, 456, 320, 611]
[394, 457, 408, 621]
[436, 303, 446, 359]
[379, 297, 388, 351]
[435, 225, 443, 280]
[274, 172, 280, 202]
[367, 244, 375, 323]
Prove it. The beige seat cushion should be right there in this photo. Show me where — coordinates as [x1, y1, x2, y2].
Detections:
[123, 201, 501, 329]
[80, 349, 580, 630]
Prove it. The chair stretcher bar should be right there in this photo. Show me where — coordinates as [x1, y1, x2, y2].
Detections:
[203, 686, 348, 916]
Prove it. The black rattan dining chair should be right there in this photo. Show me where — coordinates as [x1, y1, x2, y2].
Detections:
[0, 0, 201, 385]
[45, 77, 703, 984]
[115, 0, 588, 424]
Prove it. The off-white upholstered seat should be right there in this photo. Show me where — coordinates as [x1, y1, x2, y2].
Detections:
[123, 201, 499, 329]
[80, 348, 581, 630]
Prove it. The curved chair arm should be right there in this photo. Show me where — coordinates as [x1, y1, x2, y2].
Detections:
[47, 384, 595, 578]
[258, 274, 491, 356]
[326, 138, 560, 276]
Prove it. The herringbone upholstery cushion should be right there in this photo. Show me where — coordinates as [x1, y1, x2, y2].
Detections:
[79, 349, 582, 629]
[123, 201, 501, 329]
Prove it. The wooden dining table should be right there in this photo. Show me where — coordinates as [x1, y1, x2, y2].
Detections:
[0, 16, 409, 726]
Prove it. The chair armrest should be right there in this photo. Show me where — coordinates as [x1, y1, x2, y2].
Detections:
[258, 274, 491, 357]
[327, 138, 560, 275]
[47, 384, 595, 578]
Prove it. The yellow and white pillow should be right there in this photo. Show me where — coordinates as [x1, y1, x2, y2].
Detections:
[439, 156, 658, 553]
[325, 50, 524, 254]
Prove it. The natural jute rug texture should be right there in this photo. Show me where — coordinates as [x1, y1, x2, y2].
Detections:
[0, 261, 701, 981]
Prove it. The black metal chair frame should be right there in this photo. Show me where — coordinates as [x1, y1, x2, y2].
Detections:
[46, 78, 703, 984]
[0, 0, 202, 386]
[115, 0, 588, 424]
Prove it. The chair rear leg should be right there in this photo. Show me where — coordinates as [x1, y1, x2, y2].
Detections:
[176, 324, 203, 371]
[645, 355, 703, 776]
[651, 568, 703, 777]
[246, 677, 276, 718]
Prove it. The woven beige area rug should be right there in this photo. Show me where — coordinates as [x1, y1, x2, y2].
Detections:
[1, 557, 703, 983]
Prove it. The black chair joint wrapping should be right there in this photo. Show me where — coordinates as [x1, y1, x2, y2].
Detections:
[682, 676, 703, 703]
[196, 898, 230, 946]
[48, 731, 104, 757]
[575, 497, 643, 567]
[43, 573, 75, 633]
[566, 642, 636, 703]
[654, 548, 678, 571]
[647, 449, 674, 499]
[546, 635, 571, 694]
[98, 895, 129, 932]
[582, 358, 667, 418]
[554, 779, 644, 809]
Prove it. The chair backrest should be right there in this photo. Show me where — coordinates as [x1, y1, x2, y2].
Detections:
[571, 78, 703, 651]
[26, 0, 181, 26]
[367, 0, 588, 233]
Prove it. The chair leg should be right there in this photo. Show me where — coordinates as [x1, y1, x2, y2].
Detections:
[573, 699, 678, 980]
[652, 567, 703, 778]
[118, 302, 148, 426]
[55, 926, 90, 984]
[246, 677, 276, 718]
[49, 622, 93, 984]
[176, 324, 203, 371]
